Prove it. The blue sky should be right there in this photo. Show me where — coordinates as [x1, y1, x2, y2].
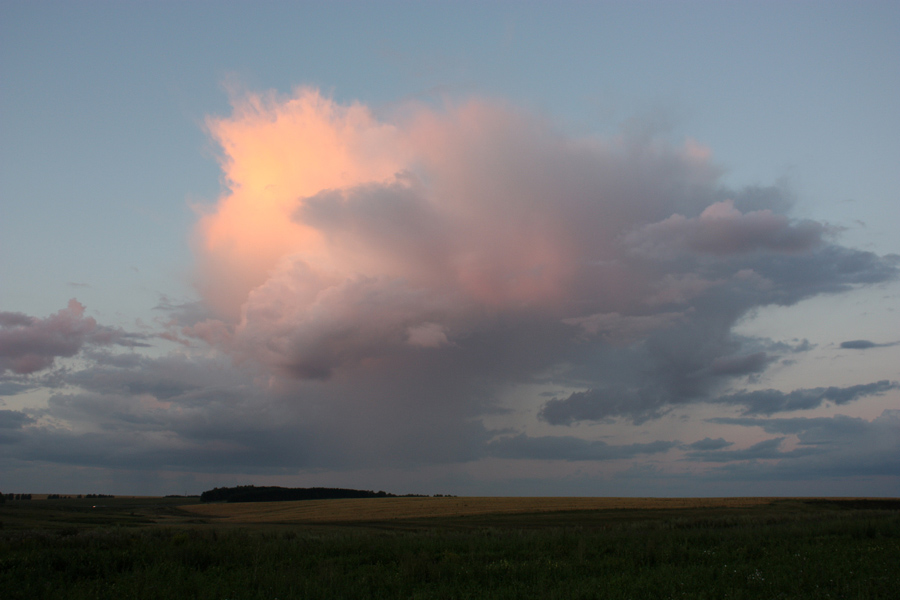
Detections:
[1, 1, 898, 496]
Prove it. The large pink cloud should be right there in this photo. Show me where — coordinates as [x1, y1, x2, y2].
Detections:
[192, 90, 719, 376]
[191, 88, 883, 392]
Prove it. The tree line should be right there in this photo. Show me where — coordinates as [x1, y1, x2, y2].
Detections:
[1, 493, 32, 502]
[0, 493, 115, 502]
[198, 485, 439, 503]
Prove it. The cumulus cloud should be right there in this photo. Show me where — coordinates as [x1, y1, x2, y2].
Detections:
[0, 299, 145, 375]
[184, 87, 897, 433]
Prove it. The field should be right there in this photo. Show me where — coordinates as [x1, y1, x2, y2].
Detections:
[2, 495, 898, 599]
[180, 496, 777, 524]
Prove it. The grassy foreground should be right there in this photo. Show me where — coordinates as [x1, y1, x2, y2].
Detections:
[1, 496, 898, 599]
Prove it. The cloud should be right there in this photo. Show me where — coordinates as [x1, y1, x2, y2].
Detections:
[708, 352, 771, 376]
[840, 339, 899, 350]
[0, 409, 34, 430]
[715, 380, 898, 416]
[1, 350, 313, 472]
[625, 199, 826, 257]
[701, 411, 900, 480]
[540, 387, 668, 425]
[5, 88, 897, 495]
[562, 311, 685, 345]
[687, 437, 733, 451]
[486, 434, 677, 461]
[686, 437, 804, 462]
[0, 299, 146, 375]
[184, 88, 898, 434]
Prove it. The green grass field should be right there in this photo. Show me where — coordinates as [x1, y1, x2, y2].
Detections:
[2, 496, 898, 599]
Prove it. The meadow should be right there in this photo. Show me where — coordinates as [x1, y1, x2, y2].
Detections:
[1, 495, 898, 599]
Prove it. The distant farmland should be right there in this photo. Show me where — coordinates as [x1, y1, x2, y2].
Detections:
[3, 495, 898, 598]
[181, 496, 780, 523]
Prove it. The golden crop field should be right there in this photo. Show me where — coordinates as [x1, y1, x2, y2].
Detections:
[180, 496, 779, 524]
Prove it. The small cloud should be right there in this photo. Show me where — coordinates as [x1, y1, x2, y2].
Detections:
[840, 339, 899, 350]
[687, 437, 733, 451]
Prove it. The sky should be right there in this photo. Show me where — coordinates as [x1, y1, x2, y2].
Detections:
[1, 1, 898, 497]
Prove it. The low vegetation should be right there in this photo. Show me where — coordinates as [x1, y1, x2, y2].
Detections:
[1, 495, 897, 599]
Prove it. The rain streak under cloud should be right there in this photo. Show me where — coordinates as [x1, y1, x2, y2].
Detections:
[2, 87, 898, 495]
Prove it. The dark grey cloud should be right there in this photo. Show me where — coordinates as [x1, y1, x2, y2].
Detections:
[687, 437, 733, 451]
[699, 411, 900, 480]
[540, 386, 669, 425]
[2, 360, 310, 472]
[0, 380, 34, 397]
[840, 339, 899, 350]
[0, 410, 33, 445]
[709, 414, 877, 437]
[486, 434, 677, 461]
[684, 437, 822, 463]
[0, 409, 34, 430]
[709, 352, 770, 376]
[715, 380, 898, 416]
[542, 375, 899, 425]
[1, 335, 497, 473]
[842, 339, 878, 349]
